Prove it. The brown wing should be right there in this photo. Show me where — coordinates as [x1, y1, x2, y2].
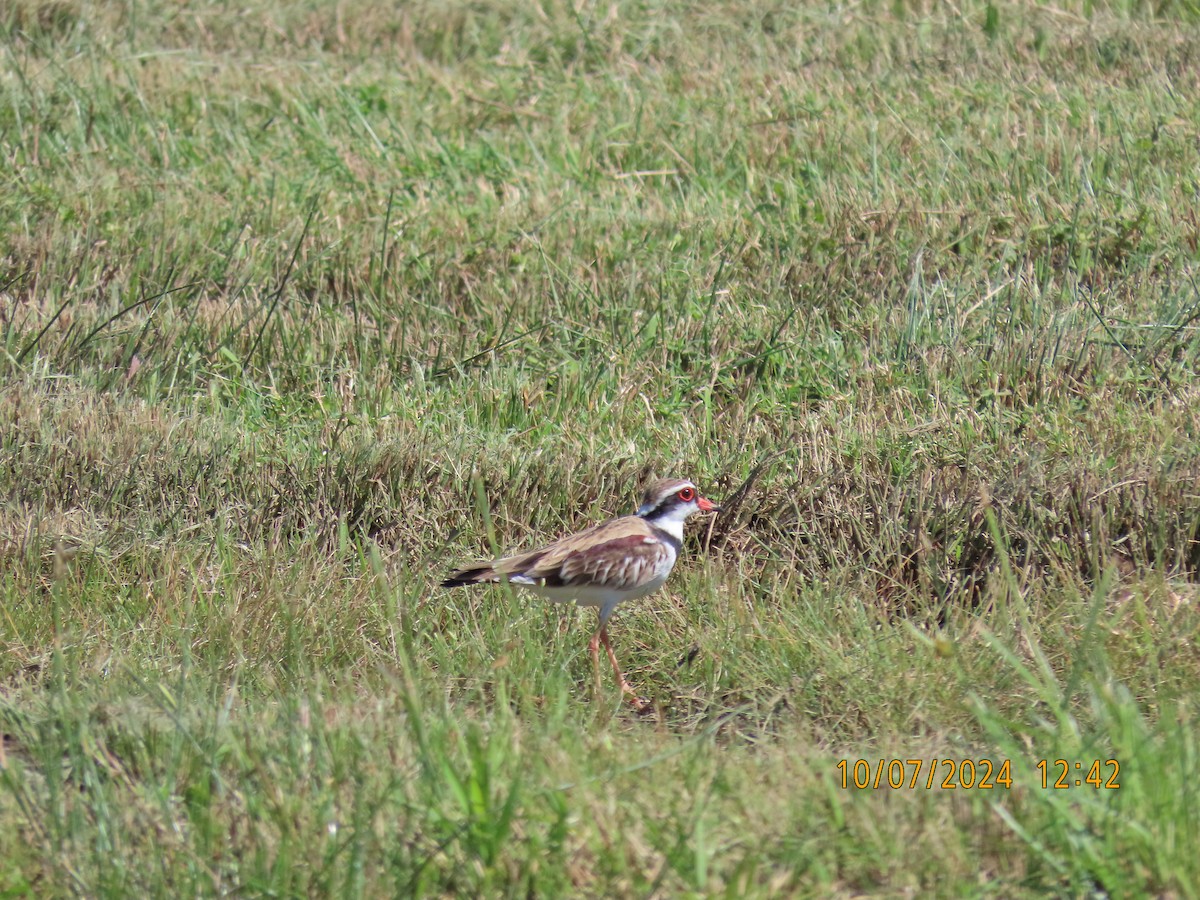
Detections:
[496, 517, 670, 590]
[556, 535, 671, 591]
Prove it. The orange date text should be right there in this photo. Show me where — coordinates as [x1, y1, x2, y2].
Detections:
[835, 758, 1014, 790]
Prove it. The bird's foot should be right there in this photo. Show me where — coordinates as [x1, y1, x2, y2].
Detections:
[620, 683, 654, 714]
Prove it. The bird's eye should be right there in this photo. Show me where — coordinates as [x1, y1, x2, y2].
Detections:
[677, 487, 696, 502]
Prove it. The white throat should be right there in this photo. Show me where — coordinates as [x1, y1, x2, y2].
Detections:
[643, 504, 691, 543]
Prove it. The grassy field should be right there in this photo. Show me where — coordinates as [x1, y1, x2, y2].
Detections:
[3, 0, 1200, 894]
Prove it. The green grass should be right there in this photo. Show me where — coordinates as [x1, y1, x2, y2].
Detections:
[3, 0, 1200, 894]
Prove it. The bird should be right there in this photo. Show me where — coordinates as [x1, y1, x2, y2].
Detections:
[441, 477, 720, 709]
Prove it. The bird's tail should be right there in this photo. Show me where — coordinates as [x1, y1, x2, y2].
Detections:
[440, 565, 499, 588]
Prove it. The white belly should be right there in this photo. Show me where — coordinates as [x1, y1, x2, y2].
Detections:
[510, 570, 671, 609]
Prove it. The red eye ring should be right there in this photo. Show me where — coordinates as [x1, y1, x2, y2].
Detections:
[677, 487, 696, 502]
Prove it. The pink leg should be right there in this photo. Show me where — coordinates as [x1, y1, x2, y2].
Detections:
[588, 630, 603, 693]
[598, 624, 650, 710]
